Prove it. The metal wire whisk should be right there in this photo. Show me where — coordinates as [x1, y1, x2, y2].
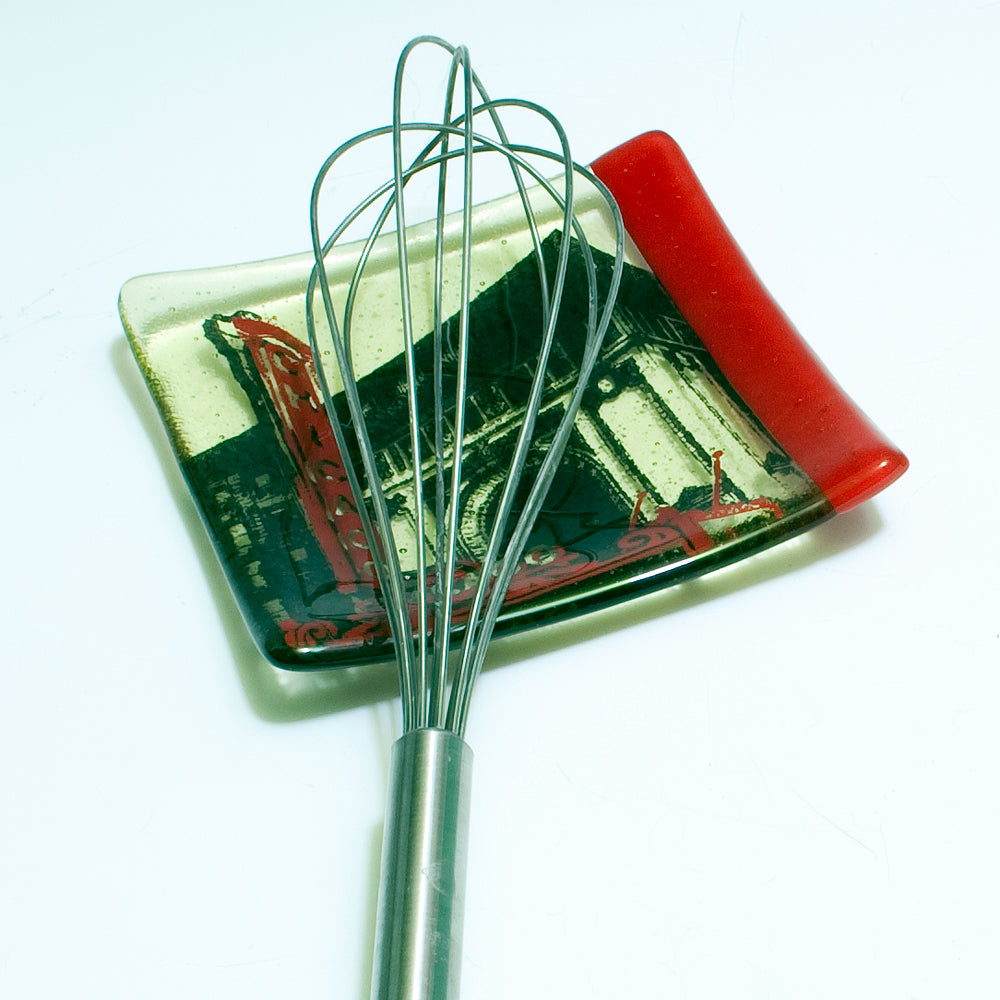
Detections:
[305, 36, 624, 1000]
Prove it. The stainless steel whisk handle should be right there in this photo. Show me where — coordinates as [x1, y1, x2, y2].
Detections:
[371, 728, 474, 1000]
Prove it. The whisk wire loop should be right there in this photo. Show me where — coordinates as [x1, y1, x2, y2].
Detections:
[306, 40, 625, 737]
[446, 176, 624, 735]
[423, 45, 476, 731]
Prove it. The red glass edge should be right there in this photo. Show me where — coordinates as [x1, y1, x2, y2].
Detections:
[591, 131, 908, 512]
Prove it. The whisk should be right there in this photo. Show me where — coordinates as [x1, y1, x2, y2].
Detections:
[305, 36, 625, 999]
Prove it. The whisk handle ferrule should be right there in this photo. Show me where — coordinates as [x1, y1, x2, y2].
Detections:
[371, 728, 474, 1000]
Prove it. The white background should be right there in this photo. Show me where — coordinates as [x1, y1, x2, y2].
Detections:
[2, 2, 997, 997]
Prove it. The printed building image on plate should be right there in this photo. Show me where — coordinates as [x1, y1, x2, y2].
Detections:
[177, 232, 829, 667]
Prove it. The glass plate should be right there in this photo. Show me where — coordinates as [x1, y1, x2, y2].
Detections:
[119, 131, 907, 669]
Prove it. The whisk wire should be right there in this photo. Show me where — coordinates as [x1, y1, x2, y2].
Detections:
[426, 45, 476, 731]
[446, 171, 625, 735]
[428, 60, 454, 729]
[389, 50, 431, 729]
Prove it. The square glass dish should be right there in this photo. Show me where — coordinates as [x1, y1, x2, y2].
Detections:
[120, 131, 906, 669]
